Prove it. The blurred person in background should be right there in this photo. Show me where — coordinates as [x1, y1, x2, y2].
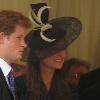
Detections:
[11, 63, 28, 77]
[63, 58, 90, 100]
[63, 58, 90, 86]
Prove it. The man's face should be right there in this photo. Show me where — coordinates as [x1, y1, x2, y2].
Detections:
[0, 25, 27, 63]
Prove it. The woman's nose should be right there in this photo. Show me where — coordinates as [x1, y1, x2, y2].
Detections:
[57, 50, 66, 57]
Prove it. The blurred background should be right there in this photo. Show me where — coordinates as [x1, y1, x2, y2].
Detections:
[1, 0, 100, 70]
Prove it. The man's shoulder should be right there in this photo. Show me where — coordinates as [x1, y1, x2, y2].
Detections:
[79, 67, 100, 88]
[78, 67, 100, 100]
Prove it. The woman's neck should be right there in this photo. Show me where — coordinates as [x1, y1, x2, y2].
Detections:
[40, 63, 55, 91]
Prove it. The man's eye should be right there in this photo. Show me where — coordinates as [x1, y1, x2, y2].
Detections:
[16, 37, 23, 40]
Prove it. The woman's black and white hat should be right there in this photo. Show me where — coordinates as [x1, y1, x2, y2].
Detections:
[25, 3, 82, 59]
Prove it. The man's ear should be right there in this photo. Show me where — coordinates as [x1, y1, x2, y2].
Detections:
[0, 32, 5, 43]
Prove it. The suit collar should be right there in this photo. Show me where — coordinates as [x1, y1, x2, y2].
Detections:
[0, 68, 14, 99]
[0, 58, 11, 77]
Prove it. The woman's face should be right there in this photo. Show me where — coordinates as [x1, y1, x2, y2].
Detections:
[40, 49, 67, 70]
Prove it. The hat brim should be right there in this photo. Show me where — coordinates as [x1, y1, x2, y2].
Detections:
[25, 17, 82, 60]
[49, 17, 82, 47]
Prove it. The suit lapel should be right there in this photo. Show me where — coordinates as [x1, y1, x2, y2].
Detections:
[0, 68, 14, 100]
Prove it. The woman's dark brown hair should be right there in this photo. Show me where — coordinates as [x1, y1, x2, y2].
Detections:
[25, 49, 71, 100]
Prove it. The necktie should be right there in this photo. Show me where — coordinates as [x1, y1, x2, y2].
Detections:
[7, 71, 16, 99]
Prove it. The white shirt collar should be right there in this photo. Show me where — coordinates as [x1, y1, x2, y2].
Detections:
[0, 58, 11, 77]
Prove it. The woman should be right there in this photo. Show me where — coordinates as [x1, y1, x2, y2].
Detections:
[25, 3, 82, 100]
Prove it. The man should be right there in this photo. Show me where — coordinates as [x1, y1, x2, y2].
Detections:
[0, 10, 32, 100]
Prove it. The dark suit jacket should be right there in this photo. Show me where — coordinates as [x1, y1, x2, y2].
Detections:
[78, 68, 100, 100]
[0, 68, 28, 100]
